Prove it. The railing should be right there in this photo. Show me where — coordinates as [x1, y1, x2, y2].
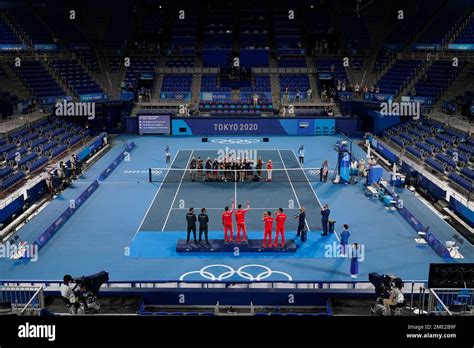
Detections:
[0, 114, 46, 135]
[0, 285, 45, 314]
[0, 279, 425, 292]
[427, 288, 474, 316]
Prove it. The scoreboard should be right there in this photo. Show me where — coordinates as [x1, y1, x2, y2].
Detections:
[137, 114, 171, 135]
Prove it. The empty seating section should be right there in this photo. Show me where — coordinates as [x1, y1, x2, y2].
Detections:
[50, 60, 103, 97]
[200, 75, 231, 93]
[0, 89, 19, 117]
[339, 11, 370, 50]
[166, 56, 194, 67]
[279, 74, 310, 94]
[385, 1, 432, 47]
[14, 61, 66, 102]
[315, 58, 349, 81]
[103, 14, 132, 51]
[198, 101, 273, 116]
[160, 74, 192, 99]
[0, 16, 21, 45]
[76, 50, 99, 72]
[377, 60, 422, 95]
[241, 75, 271, 101]
[44, 10, 88, 48]
[170, 10, 198, 55]
[414, 60, 462, 102]
[141, 14, 162, 35]
[122, 58, 157, 90]
[107, 56, 122, 73]
[453, 15, 474, 44]
[240, 8, 268, 49]
[350, 57, 364, 71]
[204, 9, 233, 49]
[0, 118, 89, 192]
[372, 50, 395, 72]
[278, 57, 306, 68]
[273, 9, 304, 54]
[415, 8, 466, 47]
[8, 10, 54, 46]
[384, 119, 473, 194]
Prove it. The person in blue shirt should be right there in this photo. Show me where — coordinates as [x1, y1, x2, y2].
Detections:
[350, 243, 360, 278]
[340, 224, 350, 256]
[321, 204, 330, 236]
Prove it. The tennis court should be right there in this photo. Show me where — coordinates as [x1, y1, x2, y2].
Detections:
[1, 135, 471, 282]
[137, 149, 323, 233]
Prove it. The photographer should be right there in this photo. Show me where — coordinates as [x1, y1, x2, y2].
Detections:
[383, 279, 404, 314]
[60, 274, 81, 314]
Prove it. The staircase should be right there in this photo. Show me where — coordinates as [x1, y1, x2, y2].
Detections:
[0, 62, 31, 101]
[402, 6, 442, 53]
[190, 73, 202, 105]
[445, 10, 472, 47]
[231, 89, 240, 101]
[41, 59, 77, 100]
[305, 56, 320, 102]
[269, 73, 281, 108]
[149, 56, 167, 102]
[397, 59, 432, 100]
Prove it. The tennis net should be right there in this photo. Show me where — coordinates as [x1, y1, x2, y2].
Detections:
[148, 167, 325, 182]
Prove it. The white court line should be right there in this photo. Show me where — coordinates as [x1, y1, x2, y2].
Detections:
[277, 149, 310, 232]
[133, 151, 181, 240]
[287, 150, 340, 241]
[171, 207, 300, 210]
[288, 150, 323, 208]
[76, 181, 147, 184]
[161, 150, 194, 231]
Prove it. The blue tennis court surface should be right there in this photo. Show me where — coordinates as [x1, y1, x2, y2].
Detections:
[1, 135, 472, 282]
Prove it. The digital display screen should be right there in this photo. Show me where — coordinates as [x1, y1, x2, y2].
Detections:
[138, 115, 171, 135]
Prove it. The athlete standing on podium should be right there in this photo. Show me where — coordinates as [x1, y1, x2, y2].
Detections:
[262, 211, 274, 248]
[235, 201, 250, 243]
[274, 208, 287, 247]
[222, 200, 235, 242]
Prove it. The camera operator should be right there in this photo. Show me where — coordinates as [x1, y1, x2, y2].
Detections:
[70, 154, 82, 179]
[60, 274, 80, 314]
[383, 278, 404, 313]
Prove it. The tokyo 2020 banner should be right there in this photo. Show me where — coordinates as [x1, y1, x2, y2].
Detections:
[171, 117, 358, 136]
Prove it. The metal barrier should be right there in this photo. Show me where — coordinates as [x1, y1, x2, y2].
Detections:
[0, 285, 45, 314]
[0, 279, 425, 291]
[427, 288, 473, 316]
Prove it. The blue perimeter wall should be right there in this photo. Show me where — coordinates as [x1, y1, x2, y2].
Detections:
[372, 139, 473, 228]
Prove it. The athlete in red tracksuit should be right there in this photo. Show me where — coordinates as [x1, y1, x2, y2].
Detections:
[222, 200, 235, 242]
[262, 211, 274, 248]
[235, 201, 250, 243]
[274, 208, 287, 247]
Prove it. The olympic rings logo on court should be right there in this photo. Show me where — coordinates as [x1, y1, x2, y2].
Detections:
[150, 169, 163, 176]
[307, 169, 321, 176]
[211, 139, 260, 145]
[179, 264, 293, 282]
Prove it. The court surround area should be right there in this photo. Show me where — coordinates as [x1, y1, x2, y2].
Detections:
[0, 135, 472, 283]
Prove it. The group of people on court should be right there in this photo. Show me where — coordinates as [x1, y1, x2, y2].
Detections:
[188, 157, 274, 182]
[184, 200, 359, 277]
[185, 200, 287, 248]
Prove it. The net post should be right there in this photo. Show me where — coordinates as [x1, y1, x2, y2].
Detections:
[149, 168, 152, 182]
